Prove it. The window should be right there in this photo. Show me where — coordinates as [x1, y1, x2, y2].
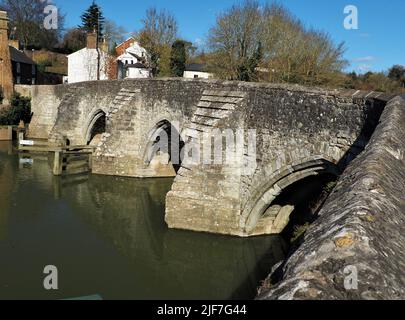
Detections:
[16, 62, 21, 74]
[194, 74, 199, 78]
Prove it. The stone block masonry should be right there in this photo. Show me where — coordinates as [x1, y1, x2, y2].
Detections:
[258, 96, 405, 300]
[26, 78, 393, 237]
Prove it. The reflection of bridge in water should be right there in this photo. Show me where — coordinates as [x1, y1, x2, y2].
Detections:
[65, 175, 288, 299]
[0, 143, 287, 299]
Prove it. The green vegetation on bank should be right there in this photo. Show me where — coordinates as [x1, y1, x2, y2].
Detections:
[0, 93, 31, 126]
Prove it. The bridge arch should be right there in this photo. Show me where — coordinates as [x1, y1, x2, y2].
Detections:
[84, 109, 107, 145]
[143, 119, 185, 176]
[242, 156, 339, 236]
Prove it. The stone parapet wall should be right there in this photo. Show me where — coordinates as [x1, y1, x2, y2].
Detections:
[258, 96, 405, 300]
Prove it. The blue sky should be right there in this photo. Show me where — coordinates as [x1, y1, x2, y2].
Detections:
[53, 0, 405, 73]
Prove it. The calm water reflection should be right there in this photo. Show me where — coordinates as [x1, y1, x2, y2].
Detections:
[0, 141, 287, 300]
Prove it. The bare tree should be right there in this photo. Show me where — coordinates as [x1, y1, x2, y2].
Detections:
[137, 7, 178, 76]
[207, 1, 347, 86]
[139, 7, 178, 46]
[0, 0, 64, 49]
[104, 19, 127, 53]
[208, 0, 263, 80]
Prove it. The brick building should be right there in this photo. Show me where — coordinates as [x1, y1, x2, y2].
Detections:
[0, 11, 13, 104]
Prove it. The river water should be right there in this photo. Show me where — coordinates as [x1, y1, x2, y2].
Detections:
[0, 141, 287, 300]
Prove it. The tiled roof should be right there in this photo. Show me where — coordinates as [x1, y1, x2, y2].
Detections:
[185, 63, 206, 72]
[9, 46, 35, 65]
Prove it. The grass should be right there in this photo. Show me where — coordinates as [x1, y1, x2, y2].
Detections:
[291, 222, 310, 243]
[324, 181, 337, 193]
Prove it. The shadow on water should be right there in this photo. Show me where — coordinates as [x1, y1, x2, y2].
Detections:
[0, 141, 287, 300]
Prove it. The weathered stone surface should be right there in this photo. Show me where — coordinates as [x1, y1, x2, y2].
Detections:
[27, 78, 391, 236]
[257, 96, 405, 300]
[16, 85, 66, 139]
[166, 81, 386, 236]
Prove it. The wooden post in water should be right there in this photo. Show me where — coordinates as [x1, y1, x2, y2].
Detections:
[53, 151, 63, 176]
[18, 131, 24, 143]
[7, 126, 12, 140]
[88, 153, 93, 170]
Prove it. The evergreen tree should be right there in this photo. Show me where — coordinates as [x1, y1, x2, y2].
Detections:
[80, 1, 105, 38]
[170, 40, 187, 77]
[388, 65, 405, 88]
[237, 42, 262, 81]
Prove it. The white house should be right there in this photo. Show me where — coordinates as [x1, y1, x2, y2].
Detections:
[183, 63, 213, 79]
[67, 33, 109, 84]
[116, 40, 151, 79]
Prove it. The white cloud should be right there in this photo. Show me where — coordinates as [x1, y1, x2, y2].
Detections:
[356, 64, 373, 73]
[352, 56, 376, 62]
[194, 38, 205, 48]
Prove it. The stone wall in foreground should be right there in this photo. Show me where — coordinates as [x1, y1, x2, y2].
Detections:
[258, 96, 405, 300]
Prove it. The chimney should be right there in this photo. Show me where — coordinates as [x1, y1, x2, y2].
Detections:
[0, 11, 13, 104]
[100, 38, 108, 53]
[86, 32, 97, 49]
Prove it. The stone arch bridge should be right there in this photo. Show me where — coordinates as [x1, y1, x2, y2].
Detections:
[24, 79, 392, 237]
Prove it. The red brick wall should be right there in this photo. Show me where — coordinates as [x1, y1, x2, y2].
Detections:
[115, 38, 135, 56]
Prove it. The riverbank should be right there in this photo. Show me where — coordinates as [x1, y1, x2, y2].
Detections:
[257, 96, 405, 300]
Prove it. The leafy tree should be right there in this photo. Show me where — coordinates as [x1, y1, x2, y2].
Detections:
[170, 40, 187, 77]
[60, 28, 87, 53]
[109, 41, 118, 56]
[0, 93, 31, 125]
[237, 42, 262, 81]
[345, 69, 405, 94]
[388, 65, 405, 87]
[80, 0, 105, 38]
